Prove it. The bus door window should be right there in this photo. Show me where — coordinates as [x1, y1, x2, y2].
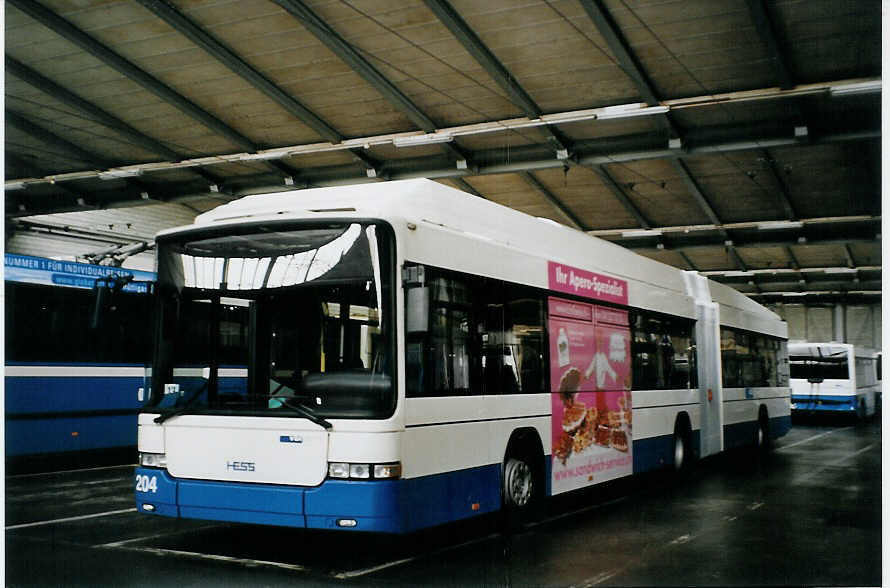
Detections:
[478, 280, 507, 395]
[504, 288, 545, 394]
[429, 275, 472, 396]
[631, 312, 696, 390]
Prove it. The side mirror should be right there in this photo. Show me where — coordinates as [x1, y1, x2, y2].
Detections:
[90, 274, 136, 330]
[90, 279, 111, 330]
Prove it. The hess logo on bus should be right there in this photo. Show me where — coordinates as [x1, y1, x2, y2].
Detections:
[226, 461, 256, 472]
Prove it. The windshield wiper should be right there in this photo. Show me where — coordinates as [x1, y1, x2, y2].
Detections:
[276, 398, 333, 431]
[153, 381, 208, 424]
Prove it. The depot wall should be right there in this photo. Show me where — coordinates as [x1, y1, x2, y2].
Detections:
[768, 303, 882, 348]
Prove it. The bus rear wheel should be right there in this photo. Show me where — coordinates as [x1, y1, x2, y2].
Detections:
[504, 457, 534, 509]
[753, 410, 770, 455]
[672, 416, 692, 474]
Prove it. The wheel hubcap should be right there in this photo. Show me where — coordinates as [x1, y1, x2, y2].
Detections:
[505, 459, 532, 507]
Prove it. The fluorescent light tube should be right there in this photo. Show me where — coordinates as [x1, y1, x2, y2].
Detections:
[756, 220, 804, 231]
[621, 229, 663, 238]
[98, 169, 143, 180]
[829, 80, 882, 96]
[597, 105, 669, 120]
[393, 133, 453, 147]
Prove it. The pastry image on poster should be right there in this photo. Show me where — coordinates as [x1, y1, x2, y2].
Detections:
[549, 297, 632, 495]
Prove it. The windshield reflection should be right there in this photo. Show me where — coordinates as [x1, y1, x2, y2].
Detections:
[149, 222, 395, 420]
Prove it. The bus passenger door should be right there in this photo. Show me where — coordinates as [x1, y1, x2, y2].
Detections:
[696, 301, 723, 458]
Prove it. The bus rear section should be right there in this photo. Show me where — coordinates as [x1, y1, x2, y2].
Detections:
[789, 343, 879, 419]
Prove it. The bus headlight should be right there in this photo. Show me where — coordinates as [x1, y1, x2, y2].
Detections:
[373, 463, 401, 479]
[139, 452, 167, 468]
[328, 461, 401, 480]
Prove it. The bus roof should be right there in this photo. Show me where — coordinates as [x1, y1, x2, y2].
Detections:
[788, 342, 879, 357]
[176, 179, 783, 337]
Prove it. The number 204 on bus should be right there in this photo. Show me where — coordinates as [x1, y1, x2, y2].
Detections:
[135, 179, 791, 533]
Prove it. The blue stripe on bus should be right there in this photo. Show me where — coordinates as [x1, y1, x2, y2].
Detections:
[6, 375, 145, 456]
[5, 376, 145, 413]
[723, 414, 792, 450]
[137, 464, 504, 533]
[791, 394, 858, 413]
[632, 431, 701, 473]
[6, 415, 137, 455]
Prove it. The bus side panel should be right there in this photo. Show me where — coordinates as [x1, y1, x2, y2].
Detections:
[5, 369, 144, 456]
[631, 389, 700, 472]
[723, 388, 791, 449]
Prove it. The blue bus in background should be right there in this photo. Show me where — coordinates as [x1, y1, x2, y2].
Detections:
[5, 253, 155, 471]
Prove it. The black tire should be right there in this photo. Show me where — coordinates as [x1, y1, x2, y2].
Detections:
[672, 417, 692, 474]
[502, 452, 541, 531]
[857, 398, 867, 422]
[753, 411, 770, 454]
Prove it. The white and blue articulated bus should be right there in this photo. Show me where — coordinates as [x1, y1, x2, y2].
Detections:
[789, 342, 880, 419]
[5, 254, 155, 466]
[135, 179, 791, 533]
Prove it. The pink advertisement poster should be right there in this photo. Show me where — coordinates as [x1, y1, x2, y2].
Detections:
[549, 297, 632, 494]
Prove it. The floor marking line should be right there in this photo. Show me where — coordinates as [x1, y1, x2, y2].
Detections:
[108, 545, 309, 572]
[332, 532, 500, 579]
[332, 556, 419, 579]
[793, 442, 877, 485]
[572, 568, 621, 587]
[777, 427, 852, 451]
[97, 524, 224, 548]
[6, 508, 137, 530]
[6, 464, 136, 479]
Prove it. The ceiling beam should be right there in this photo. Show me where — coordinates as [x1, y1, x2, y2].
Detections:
[519, 171, 586, 230]
[8, 121, 879, 200]
[784, 246, 800, 270]
[616, 235, 878, 253]
[744, 0, 795, 89]
[9, 0, 308, 181]
[758, 149, 797, 220]
[679, 251, 698, 271]
[702, 265, 880, 278]
[272, 0, 435, 133]
[5, 56, 225, 188]
[9, 0, 262, 153]
[136, 0, 342, 144]
[7, 56, 181, 161]
[7, 110, 119, 169]
[578, 0, 680, 138]
[588, 164, 651, 228]
[271, 0, 470, 166]
[671, 159, 723, 228]
[450, 177, 484, 199]
[422, 0, 571, 154]
[5, 152, 95, 211]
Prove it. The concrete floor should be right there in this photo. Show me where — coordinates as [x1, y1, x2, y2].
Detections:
[5, 418, 882, 586]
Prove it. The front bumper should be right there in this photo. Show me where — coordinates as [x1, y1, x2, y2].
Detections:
[134, 463, 502, 534]
[134, 467, 406, 533]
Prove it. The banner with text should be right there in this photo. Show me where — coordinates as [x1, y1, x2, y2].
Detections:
[5, 253, 155, 293]
[548, 261, 628, 306]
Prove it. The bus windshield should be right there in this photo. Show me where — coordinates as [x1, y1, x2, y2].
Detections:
[148, 221, 395, 420]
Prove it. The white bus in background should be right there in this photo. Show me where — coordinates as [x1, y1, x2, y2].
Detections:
[789, 342, 880, 419]
[134, 179, 791, 534]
